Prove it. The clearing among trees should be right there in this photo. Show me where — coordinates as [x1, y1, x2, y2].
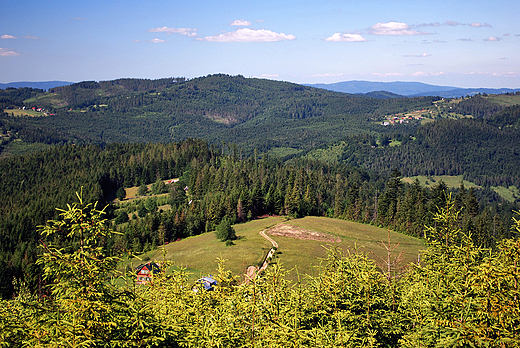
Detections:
[265, 223, 341, 243]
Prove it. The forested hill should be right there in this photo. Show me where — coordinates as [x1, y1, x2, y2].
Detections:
[2, 75, 520, 188]
[313, 104, 520, 189]
[0, 140, 517, 299]
[0, 74, 438, 152]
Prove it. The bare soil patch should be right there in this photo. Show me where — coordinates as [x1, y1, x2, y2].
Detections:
[266, 223, 340, 243]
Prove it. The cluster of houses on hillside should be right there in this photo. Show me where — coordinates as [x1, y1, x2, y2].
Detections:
[381, 112, 425, 126]
[6, 106, 55, 116]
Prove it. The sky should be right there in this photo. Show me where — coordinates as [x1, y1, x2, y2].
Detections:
[1, 0, 520, 88]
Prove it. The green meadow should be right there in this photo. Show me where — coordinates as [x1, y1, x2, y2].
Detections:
[403, 175, 519, 202]
[402, 175, 481, 189]
[123, 216, 424, 283]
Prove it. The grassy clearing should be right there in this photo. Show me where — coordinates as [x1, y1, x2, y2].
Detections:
[268, 147, 302, 158]
[490, 185, 519, 203]
[486, 94, 520, 106]
[282, 217, 423, 275]
[122, 216, 424, 283]
[402, 175, 481, 189]
[116, 179, 177, 202]
[3, 109, 43, 117]
[403, 175, 518, 202]
[120, 217, 286, 282]
[304, 142, 345, 163]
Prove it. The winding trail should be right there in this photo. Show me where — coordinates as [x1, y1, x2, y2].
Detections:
[260, 229, 278, 249]
[245, 225, 280, 282]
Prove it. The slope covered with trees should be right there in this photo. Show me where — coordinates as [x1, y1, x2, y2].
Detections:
[311, 104, 520, 190]
[0, 140, 517, 299]
[1, 74, 437, 153]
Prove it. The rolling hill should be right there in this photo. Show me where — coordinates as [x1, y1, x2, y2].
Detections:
[0, 81, 73, 91]
[125, 216, 424, 283]
[1, 74, 438, 154]
[2, 74, 520, 190]
[306, 80, 520, 98]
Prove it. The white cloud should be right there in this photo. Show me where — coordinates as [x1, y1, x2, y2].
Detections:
[403, 53, 431, 57]
[0, 47, 20, 56]
[471, 22, 492, 28]
[306, 73, 345, 78]
[463, 71, 520, 77]
[198, 28, 296, 42]
[149, 38, 166, 43]
[230, 19, 251, 26]
[148, 27, 197, 37]
[23, 35, 39, 39]
[368, 22, 430, 35]
[484, 36, 500, 41]
[258, 74, 279, 78]
[1, 34, 16, 39]
[446, 20, 461, 26]
[371, 72, 405, 77]
[419, 22, 441, 27]
[411, 71, 445, 77]
[325, 33, 367, 42]
[420, 20, 492, 28]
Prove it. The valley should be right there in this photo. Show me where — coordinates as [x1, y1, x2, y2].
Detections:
[1, 76, 520, 346]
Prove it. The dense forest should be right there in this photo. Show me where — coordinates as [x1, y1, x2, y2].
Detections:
[0, 140, 517, 299]
[325, 104, 520, 188]
[0, 74, 437, 151]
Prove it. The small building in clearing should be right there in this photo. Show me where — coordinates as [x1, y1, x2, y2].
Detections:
[135, 262, 161, 285]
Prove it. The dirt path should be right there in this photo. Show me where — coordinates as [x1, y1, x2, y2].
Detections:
[245, 226, 280, 282]
[245, 222, 340, 281]
[259, 229, 278, 248]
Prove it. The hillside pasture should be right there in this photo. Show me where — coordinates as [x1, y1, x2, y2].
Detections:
[3, 108, 43, 117]
[122, 217, 285, 282]
[125, 216, 424, 283]
[402, 175, 481, 189]
[274, 216, 424, 277]
[403, 175, 518, 202]
[486, 93, 520, 106]
[490, 185, 519, 203]
[116, 178, 178, 202]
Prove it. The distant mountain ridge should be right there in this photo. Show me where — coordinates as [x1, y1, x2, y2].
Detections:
[0, 81, 73, 91]
[306, 80, 520, 98]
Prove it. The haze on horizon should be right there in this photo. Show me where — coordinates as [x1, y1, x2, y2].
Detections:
[1, 0, 519, 88]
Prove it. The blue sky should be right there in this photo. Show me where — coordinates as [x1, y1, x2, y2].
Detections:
[1, 0, 519, 87]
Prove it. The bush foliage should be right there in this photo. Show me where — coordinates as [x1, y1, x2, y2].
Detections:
[1, 194, 519, 347]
